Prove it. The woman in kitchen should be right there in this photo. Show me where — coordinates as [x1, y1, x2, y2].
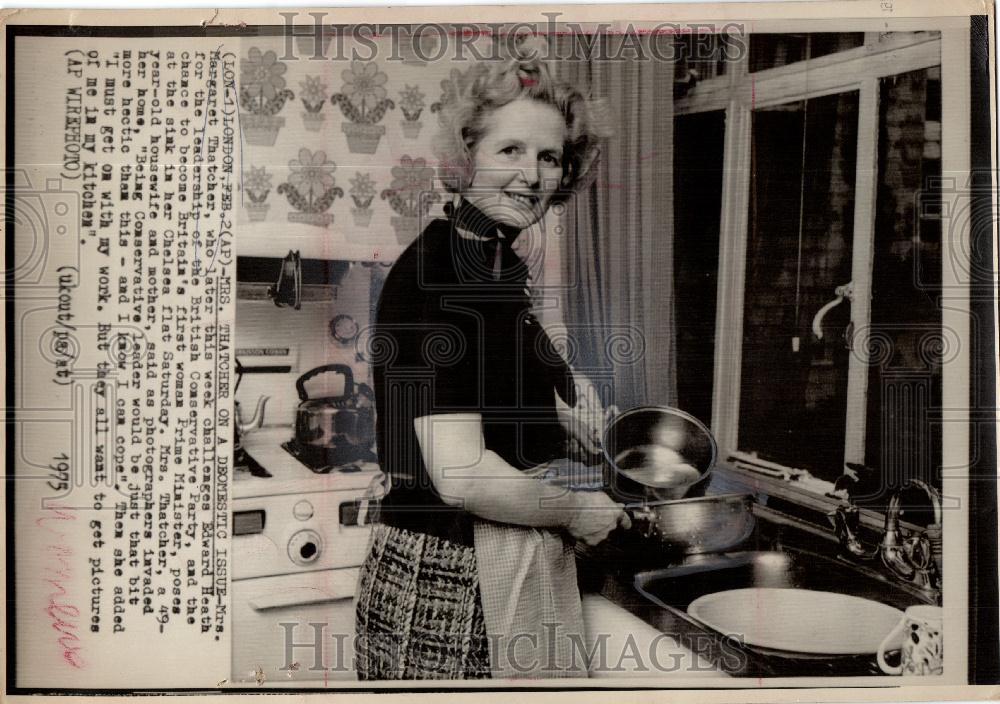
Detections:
[355, 36, 629, 679]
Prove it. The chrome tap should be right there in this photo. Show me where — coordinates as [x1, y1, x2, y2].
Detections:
[827, 472, 943, 601]
[881, 479, 942, 599]
[827, 503, 879, 559]
[826, 471, 878, 559]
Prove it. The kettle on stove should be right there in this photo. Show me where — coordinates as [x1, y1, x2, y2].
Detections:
[294, 364, 376, 461]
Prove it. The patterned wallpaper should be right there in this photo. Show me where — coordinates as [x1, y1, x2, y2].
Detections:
[236, 34, 476, 258]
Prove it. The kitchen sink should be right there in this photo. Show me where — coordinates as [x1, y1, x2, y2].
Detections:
[633, 548, 932, 676]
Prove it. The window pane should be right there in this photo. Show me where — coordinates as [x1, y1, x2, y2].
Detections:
[674, 111, 725, 426]
[808, 32, 866, 60]
[749, 33, 864, 72]
[738, 91, 859, 480]
[863, 67, 943, 499]
[674, 34, 731, 82]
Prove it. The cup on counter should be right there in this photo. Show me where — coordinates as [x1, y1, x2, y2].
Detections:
[877, 605, 943, 675]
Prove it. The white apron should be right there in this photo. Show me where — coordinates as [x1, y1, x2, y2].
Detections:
[473, 519, 589, 679]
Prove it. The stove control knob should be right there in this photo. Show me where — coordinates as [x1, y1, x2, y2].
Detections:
[288, 529, 323, 566]
[293, 500, 314, 521]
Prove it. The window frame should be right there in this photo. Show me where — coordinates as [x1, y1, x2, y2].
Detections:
[675, 28, 965, 494]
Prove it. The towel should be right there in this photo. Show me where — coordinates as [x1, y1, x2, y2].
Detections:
[473, 519, 589, 679]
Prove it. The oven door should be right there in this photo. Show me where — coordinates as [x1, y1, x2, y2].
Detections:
[232, 568, 359, 684]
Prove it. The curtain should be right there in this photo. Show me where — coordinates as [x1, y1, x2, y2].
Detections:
[556, 34, 676, 410]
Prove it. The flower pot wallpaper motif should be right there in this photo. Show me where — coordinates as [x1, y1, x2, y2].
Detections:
[239, 47, 295, 146]
[277, 148, 343, 228]
[243, 166, 273, 222]
[330, 61, 395, 154]
[349, 172, 376, 228]
[430, 66, 480, 115]
[381, 155, 440, 243]
[300, 75, 329, 132]
[399, 85, 426, 140]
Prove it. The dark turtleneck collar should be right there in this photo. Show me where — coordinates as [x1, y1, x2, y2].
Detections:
[444, 197, 523, 242]
[443, 197, 530, 284]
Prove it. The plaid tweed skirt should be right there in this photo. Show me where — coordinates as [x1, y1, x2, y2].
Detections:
[355, 523, 491, 680]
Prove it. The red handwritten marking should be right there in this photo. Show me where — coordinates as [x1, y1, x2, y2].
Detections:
[37, 506, 86, 669]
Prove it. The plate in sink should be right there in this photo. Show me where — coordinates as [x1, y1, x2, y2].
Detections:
[687, 588, 905, 655]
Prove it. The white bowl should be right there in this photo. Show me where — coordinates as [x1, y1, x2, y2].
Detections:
[687, 588, 906, 656]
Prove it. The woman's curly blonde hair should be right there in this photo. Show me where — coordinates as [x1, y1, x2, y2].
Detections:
[432, 34, 614, 203]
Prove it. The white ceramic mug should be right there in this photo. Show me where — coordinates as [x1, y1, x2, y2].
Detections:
[877, 605, 943, 675]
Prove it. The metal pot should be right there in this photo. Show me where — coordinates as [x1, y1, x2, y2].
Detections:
[601, 406, 716, 503]
[294, 364, 375, 451]
[625, 493, 756, 555]
[601, 405, 755, 554]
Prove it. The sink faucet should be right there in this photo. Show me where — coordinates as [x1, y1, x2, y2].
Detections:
[881, 479, 942, 599]
[827, 475, 942, 602]
[827, 503, 879, 559]
[826, 471, 879, 559]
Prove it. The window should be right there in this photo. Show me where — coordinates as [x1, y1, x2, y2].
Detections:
[739, 92, 859, 482]
[748, 33, 865, 72]
[675, 34, 733, 81]
[863, 67, 943, 497]
[677, 30, 949, 496]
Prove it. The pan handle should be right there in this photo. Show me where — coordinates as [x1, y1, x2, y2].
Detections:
[622, 504, 657, 539]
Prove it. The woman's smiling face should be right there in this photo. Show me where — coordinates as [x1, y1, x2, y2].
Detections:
[466, 98, 567, 230]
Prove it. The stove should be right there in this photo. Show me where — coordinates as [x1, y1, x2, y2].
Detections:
[231, 427, 385, 684]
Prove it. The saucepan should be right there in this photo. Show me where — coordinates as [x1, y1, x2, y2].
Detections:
[601, 406, 755, 554]
[601, 406, 716, 502]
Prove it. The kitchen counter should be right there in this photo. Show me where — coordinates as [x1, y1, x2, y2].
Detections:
[574, 500, 933, 678]
[232, 440, 927, 680]
[580, 594, 728, 678]
[576, 535, 746, 677]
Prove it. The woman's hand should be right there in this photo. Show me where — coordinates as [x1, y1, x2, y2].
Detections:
[556, 381, 618, 464]
[413, 413, 628, 541]
[566, 491, 631, 546]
